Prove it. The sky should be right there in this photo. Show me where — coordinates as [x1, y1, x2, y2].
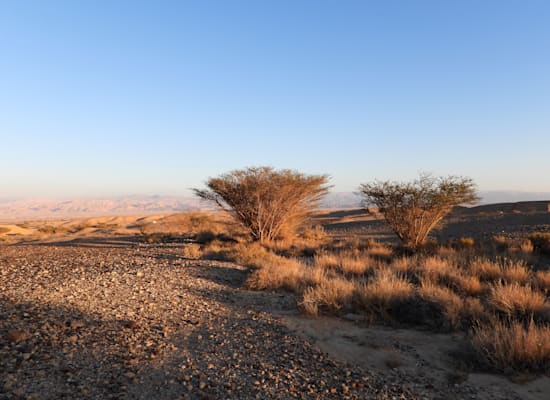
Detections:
[1, 1, 549, 198]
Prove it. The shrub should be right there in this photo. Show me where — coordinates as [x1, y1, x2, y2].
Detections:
[246, 257, 311, 293]
[470, 318, 550, 373]
[534, 270, 550, 293]
[301, 277, 356, 316]
[500, 259, 530, 284]
[356, 269, 414, 320]
[489, 282, 547, 317]
[358, 173, 479, 249]
[469, 258, 502, 282]
[194, 166, 329, 243]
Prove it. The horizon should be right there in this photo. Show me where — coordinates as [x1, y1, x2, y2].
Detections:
[2, 1, 549, 197]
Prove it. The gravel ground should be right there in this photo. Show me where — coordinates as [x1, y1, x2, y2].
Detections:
[1, 244, 519, 399]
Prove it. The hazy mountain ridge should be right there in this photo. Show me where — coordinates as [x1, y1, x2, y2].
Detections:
[0, 191, 548, 221]
[0, 196, 205, 221]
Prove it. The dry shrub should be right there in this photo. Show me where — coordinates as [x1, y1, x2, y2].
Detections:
[461, 297, 487, 324]
[357, 269, 414, 320]
[231, 242, 281, 269]
[534, 270, 550, 293]
[182, 244, 202, 259]
[489, 282, 547, 317]
[314, 253, 340, 270]
[201, 242, 235, 261]
[194, 167, 329, 243]
[450, 273, 484, 296]
[457, 237, 475, 249]
[301, 277, 356, 316]
[246, 257, 311, 293]
[417, 256, 454, 284]
[365, 243, 394, 260]
[469, 259, 502, 282]
[519, 239, 534, 254]
[418, 281, 464, 329]
[390, 256, 417, 276]
[470, 318, 550, 373]
[358, 173, 479, 249]
[500, 259, 531, 284]
[339, 256, 372, 275]
[314, 252, 374, 275]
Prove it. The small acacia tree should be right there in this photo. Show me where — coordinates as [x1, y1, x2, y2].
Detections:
[358, 173, 479, 249]
[194, 166, 330, 243]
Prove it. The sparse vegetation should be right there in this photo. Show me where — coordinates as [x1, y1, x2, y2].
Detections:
[194, 166, 329, 243]
[241, 235, 550, 375]
[357, 173, 479, 249]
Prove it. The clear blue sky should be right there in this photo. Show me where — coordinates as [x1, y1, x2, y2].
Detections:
[1, 1, 549, 198]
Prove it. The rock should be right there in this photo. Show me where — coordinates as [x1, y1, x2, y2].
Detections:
[5, 329, 29, 343]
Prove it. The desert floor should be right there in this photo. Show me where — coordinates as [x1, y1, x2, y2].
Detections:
[1, 204, 549, 399]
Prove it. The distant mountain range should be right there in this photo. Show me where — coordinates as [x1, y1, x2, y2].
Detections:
[0, 191, 548, 221]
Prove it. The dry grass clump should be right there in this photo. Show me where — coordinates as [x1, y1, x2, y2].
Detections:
[390, 256, 417, 276]
[200, 240, 236, 261]
[500, 259, 531, 284]
[339, 256, 372, 275]
[468, 258, 503, 282]
[455, 237, 475, 249]
[418, 281, 465, 329]
[313, 253, 340, 270]
[314, 252, 373, 275]
[534, 270, 550, 293]
[231, 242, 282, 269]
[301, 277, 357, 316]
[417, 256, 455, 284]
[246, 257, 313, 293]
[470, 318, 550, 373]
[356, 269, 414, 320]
[489, 282, 547, 316]
[365, 242, 394, 260]
[182, 244, 202, 259]
[448, 273, 484, 296]
[519, 239, 535, 254]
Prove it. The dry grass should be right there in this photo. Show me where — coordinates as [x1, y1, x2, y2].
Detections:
[418, 256, 455, 283]
[489, 282, 547, 316]
[356, 269, 414, 320]
[449, 273, 484, 296]
[182, 244, 202, 259]
[246, 257, 312, 292]
[314, 252, 373, 275]
[469, 258, 503, 282]
[214, 225, 550, 374]
[471, 318, 550, 373]
[301, 277, 357, 316]
[500, 259, 531, 284]
[418, 281, 465, 329]
[534, 270, 550, 293]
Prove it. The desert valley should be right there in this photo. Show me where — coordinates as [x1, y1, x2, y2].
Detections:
[1, 199, 549, 399]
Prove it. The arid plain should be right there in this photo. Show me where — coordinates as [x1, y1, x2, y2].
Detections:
[1, 202, 549, 399]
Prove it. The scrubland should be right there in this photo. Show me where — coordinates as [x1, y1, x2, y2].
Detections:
[180, 213, 550, 378]
[1, 206, 549, 399]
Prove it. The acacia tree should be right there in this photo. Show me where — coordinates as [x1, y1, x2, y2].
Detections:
[358, 174, 479, 249]
[194, 166, 330, 243]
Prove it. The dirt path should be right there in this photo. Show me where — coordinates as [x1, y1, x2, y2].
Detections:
[0, 244, 541, 399]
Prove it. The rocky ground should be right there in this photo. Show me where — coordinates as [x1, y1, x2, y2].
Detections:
[0, 243, 526, 399]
